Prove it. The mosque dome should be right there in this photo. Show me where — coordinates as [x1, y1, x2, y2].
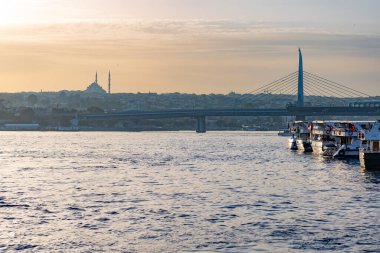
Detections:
[84, 72, 107, 94]
[86, 82, 106, 94]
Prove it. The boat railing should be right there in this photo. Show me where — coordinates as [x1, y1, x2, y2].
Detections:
[312, 129, 333, 136]
[332, 129, 358, 137]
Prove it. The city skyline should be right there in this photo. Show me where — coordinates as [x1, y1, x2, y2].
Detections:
[0, 0, 379, 94]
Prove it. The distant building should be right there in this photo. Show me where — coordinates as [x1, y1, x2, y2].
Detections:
[4, 123, 39, 131]
[85, 72, 107, 94]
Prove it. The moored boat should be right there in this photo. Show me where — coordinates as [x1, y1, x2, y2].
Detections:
[241, 125, 258, 131]
[358, 122, 380, 170]
[331, 121, 375, 158]
[288, 121, 312, 152]
[309, 121, 337, 156]
[289, 135, 298, 150]
[278, 128, 293, 137]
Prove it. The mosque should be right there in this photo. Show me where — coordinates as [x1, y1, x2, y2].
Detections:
[84, 71, 111, 94]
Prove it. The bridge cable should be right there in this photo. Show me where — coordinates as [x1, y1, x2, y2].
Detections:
[276, 83, 298, 98]
[244, 71, 298, 95]
[304, 71, 370, 97]
[304, 71, 371, 97]
[239, 71, 298, 101]
[275, 77, 299, 94]
[303, 78, 346, 98]
[303, 79, 349, 103]
[303, 75, 359, 99]
[239, 74, 298, 103]
[303, 87, 340, 106]
[303, 81, 348, 105]
[240, 75, 298, 103]
[303, 74, 360, 98]
[242, 83, 297, 105]
[278, 83, 298, 96]
[255, 78, 299, 105]
[303, 89, 325, 105]
[281, 86, 298, 102]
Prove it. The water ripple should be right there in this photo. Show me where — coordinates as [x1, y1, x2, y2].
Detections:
[0, 131, 378, 252]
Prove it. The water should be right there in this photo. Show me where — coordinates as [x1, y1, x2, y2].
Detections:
[0, 131, 379, 252]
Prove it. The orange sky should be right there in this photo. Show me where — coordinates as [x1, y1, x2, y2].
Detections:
[0, 1, 379, 94]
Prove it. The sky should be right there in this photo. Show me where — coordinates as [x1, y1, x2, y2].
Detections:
[0, 0, 379, 94]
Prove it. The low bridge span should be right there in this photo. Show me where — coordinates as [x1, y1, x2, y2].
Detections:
[83, 108, 289, 119]
[83, 106, 380, 133]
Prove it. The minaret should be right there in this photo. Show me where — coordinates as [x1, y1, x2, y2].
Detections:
[108, 70, 111, 94]
[95, 71, 98, 84]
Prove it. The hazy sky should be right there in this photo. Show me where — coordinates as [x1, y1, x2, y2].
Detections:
[0, 0, 379, 94]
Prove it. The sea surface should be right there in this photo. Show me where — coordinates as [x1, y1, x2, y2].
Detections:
[0, 131, 379, 253]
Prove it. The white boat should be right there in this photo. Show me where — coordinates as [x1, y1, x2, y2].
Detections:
[241, 125, 258, 131]
[289, 136, 298, 150]
[330, 121, 376, 158]
[358, 121, 380, 170]
[278, 128, 293, 137]
[309, 121, 337, 156]
[288, 121, 313, 152]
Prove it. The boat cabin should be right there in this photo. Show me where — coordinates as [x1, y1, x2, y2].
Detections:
[358, 122, 380, 169]
[288, 121, 310, 139]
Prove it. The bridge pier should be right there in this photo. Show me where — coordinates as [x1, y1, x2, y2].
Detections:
[196, 116, 206, 133]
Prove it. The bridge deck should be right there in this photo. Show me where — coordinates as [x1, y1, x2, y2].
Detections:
[83, 106, 380, 120]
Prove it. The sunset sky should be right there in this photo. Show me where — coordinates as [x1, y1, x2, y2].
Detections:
[0, 0, 379, 94]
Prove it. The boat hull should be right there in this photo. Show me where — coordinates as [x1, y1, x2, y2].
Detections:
[334, 148, 359, 158]
[312, 140, 337, 156]
[360, 151, 380, 170]
[297, 139, 313, 152]
[312, 140, 323, 154]
[288, 138, 298, 150]
[279, 132, 293, 137]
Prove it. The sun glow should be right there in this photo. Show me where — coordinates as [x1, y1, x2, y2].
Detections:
[0, 0, 378, 94]
[0, 2, 15, 25]
[0, 1, 49, 26]
[0, 2, 28, 26]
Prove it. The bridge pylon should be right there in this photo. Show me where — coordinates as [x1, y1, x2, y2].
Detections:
[297, 48, 304, 107]
[296, 48, 305, 121]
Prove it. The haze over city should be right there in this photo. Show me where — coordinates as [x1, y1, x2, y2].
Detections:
[1, 2, 380, 253]
[0, 0, 379, 94]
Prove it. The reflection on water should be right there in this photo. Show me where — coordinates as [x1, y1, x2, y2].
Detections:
[0, 131, 379, 252]
[360, 170, 380, 185]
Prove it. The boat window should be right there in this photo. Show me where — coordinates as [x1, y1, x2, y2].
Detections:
[373, 141, 379, 151]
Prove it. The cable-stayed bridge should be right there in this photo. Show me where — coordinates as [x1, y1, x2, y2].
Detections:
[84, 49, 380, 132]
[238, 71, 372, 108]
[238, 49, 374, 109]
